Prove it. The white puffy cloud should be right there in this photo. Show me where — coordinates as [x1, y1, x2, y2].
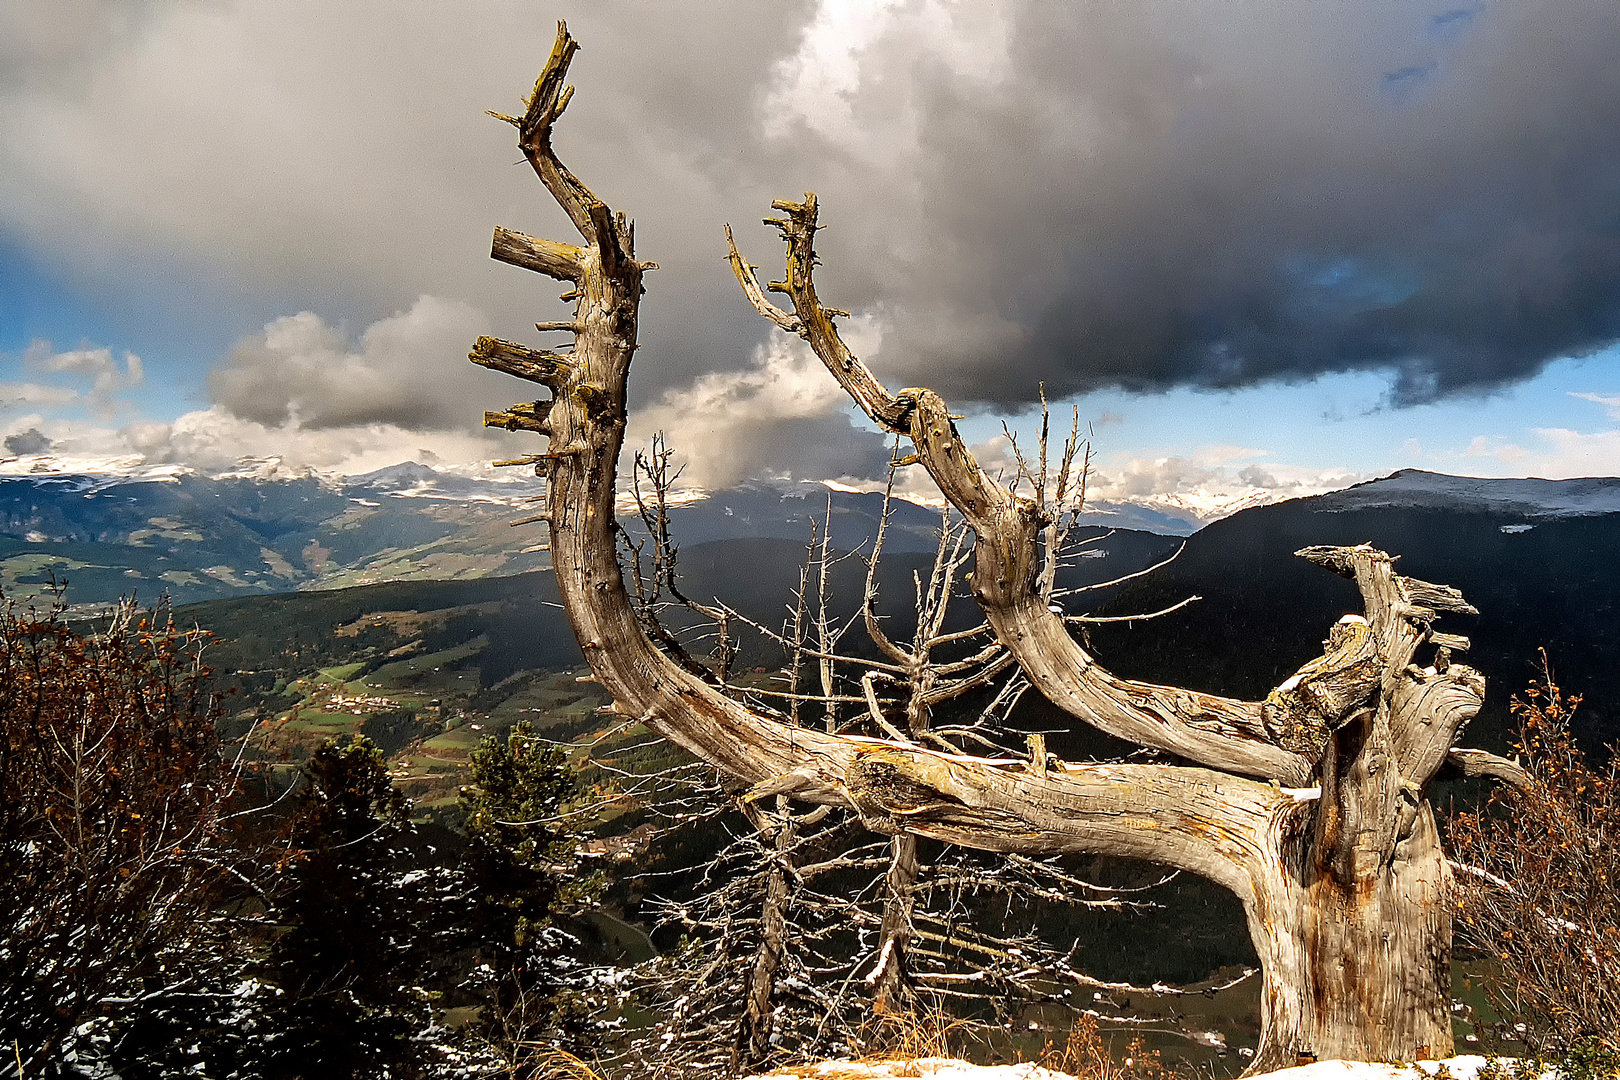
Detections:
[1099, 456, 1221, 499]
[24, 342, 143, 417]
[1526, 429, 1620, 476]
[0, 382, 77, 412]
[625, 321, 889, 490]
[762, 0, 1011, 149]
[0, 296, 536, 476]
[1452, 427, 1620, 479]
[0, 341, 143, 430]
[1569, 392, 1620, 421]
[207, 295, 505, 431]
[125, 406, 520, 476]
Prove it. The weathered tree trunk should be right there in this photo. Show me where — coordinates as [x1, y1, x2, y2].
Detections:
[739, 796, 796, 1069]
[1259, 809, 1454, 1069]
[1242, 732, 1458, 1070]
[872, 834, 919, 1014]
[473, 30, 1524, 1071]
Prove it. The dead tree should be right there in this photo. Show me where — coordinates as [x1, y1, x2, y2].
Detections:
[618, 798, 881, 1074]
[469, 26, 1526, 1071]
[727, 192, 1532, 1067]
[722, 481, 1017, 1017]
[622, 464, 1155, 1043]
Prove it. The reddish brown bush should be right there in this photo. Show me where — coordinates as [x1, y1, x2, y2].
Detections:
[0, 596, 245, 1070]
[1451, 654, 1620, 1053]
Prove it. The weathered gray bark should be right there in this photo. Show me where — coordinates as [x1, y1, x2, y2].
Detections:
[871, 833, 919, 1014]
[739, 796, 795, 1068]
[473, 28, 1524, 1072]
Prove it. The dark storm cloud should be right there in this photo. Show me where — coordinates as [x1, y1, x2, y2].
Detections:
[778, 0, 1620, 407]
[4, 428, 52, 455]
[5, 0, 1620, 482]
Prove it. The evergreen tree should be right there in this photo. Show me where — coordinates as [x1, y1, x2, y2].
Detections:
[459, 721, 604, 1065]
[259, 736, 454, 1079]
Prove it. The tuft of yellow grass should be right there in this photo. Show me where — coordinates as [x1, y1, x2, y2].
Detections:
[529, 1047, 607, 1080]
[1035, 1015, 1167, 1080]
[855, 1002, 984, 1065]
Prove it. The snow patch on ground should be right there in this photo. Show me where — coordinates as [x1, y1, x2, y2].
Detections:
[1258, 1057, 1504, 1080]
[748, 1057, 1517, 1080]
[748, 1060, 1076, 1080]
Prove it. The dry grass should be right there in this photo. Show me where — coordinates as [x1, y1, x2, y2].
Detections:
[530, 1048, 608, 1080]
[593, 1005, 1183, 1080]
[1036, 1015, 1169, 1080]
[852, 1002, 987, 1066]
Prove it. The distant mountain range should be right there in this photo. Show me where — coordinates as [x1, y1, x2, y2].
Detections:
[1315, 468, 1620, 519]
[1085, 468, 1620, 750]
[4, 454, 1619, 630]
[0, 448, 1330, 615]
[0, 449, 1281, 537]
[0, 457, 1017, 608]
[0, 461, 556, 607]
[4, 452, 1618, 749]
[0, 453, 1235, 609]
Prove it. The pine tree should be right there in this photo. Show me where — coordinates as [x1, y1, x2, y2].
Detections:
[459, 721, 604, 1065]
[259, 736, 453, 1079]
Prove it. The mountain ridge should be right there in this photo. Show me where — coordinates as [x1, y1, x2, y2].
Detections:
[1317, 467, 1620, 519]
[3, 460, 1618, 622]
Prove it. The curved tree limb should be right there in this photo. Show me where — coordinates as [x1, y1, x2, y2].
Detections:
[471, 24, 1277, 889]
[729, 201, 1312, 783]
[728, 197, 1505, 800]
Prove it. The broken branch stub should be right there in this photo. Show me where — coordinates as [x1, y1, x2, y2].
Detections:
[491, 226, 584, 282]
[469, 336, 572, 388]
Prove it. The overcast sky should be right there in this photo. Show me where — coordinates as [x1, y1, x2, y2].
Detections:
[3, 0, 1620, 505]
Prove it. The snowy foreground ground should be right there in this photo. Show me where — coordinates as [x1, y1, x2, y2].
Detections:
[748, 1056, 1512, 1080]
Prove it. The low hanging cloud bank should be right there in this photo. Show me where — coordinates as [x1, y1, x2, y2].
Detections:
[2, 296, 893, 487]
[626, 320, 892, 491]
[956, 433, 1363, 529]
[1, 297, 538, 480]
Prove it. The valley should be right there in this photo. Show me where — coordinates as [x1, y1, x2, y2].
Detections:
[6, 464, 1618, 1062]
